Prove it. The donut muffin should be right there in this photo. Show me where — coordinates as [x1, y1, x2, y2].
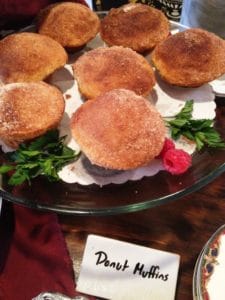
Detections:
[37, 2, 100, 49]
[100, 3, 170, 53]
[70, 89, 166, 170]
[152, 28, 225, 87]
[0, 82, 65, 147]
[73, 46, 155, 99]
[0, 32, 67, 84]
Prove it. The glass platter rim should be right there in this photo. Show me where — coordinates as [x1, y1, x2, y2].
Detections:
[1, 17, 225, 216]
[0, 162, 225, 216]
[1, 160, 225, 216]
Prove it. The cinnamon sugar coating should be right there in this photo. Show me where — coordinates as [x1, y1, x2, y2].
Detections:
[73, 46, 155, 99]
[0, 82, 65, 147]
[100, 3, 170, 53]
[37, 2, 100, 49]
[152, 28, 225, 87]
[71, 89, 166, 170]
[0, 32, 67, 84]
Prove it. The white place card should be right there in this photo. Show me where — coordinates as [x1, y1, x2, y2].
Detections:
[77, 235, 180, 300]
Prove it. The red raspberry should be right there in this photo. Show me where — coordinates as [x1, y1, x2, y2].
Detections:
[157, 138, 175, 159]
[162, 148, 192, 175]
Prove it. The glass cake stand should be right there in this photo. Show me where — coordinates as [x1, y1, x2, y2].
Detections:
[1, 18, 225, 215]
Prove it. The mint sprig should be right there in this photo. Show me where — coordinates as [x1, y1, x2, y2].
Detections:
[0, 130, 80, 186]
[166, 100, 225, 150]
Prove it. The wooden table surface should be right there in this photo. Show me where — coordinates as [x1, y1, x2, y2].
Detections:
[59, 172, 225, 300]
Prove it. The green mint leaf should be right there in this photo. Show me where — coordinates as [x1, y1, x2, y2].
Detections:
[202, 129, 225, 148]
[168, 118, 188, 128]
[170, 127, 181, 140]
[195, 135, 205, 150]
[62, 145, 76, 156]
[175, 100, 193, 120]
[0, 165, 14, 174]
[19, 162, 39, 169]
[188, 119, 213, 131]
[41, 159, 54, 176]
[8, 169, 29, 186]
[182, 130, 195, 140]
[28, 130, 59, 151]
[20, 150, 41, 157]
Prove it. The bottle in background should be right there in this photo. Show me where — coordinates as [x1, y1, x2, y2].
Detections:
[93, 0, 183, 21]
[150, 0, 183, 21]
[180, 0, 225, 38]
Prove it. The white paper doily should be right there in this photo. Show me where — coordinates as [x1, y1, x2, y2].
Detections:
[49, 63, 216, 186]
[210, 74, 225, 97]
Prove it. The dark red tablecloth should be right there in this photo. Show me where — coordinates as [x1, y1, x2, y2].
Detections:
[0, 202, 76, 300]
